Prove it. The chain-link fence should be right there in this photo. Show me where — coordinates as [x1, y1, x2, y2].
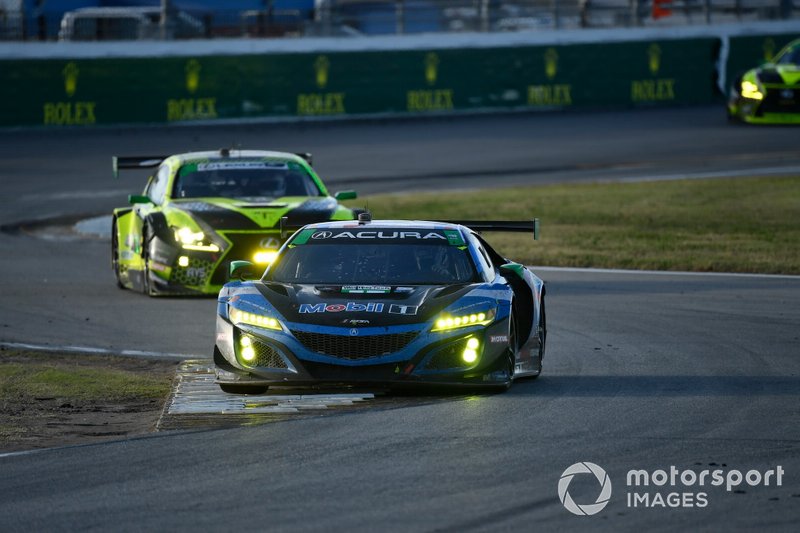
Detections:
[1, 1, 797, 41]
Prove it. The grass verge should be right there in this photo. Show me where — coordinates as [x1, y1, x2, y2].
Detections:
[345, 176, 800, 274]
[0, 350, 177, 453]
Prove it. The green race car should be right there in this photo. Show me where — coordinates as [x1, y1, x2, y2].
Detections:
[112, 149, 360, 296]
[728, 38, 800, 124]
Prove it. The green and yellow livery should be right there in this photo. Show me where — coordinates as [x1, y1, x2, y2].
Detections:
[111, 149, 360, 296]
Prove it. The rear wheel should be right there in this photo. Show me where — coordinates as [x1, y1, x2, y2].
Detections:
[111, 218, 124, 289]
[219, 384, 269, 395]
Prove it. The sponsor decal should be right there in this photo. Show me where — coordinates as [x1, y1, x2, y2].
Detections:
[630, 44, 675, 103]
[528, 84, 572, 106]
[342, 285, 391, 294]
[43, 62, 98, 126]
[186, 267, 206, 279]
[299, 302, 385, 314]
[197, 161, 286, 171]
[149, 262, 169, 273]
[309, 230, 447, 241]
[342, 319, 370, 326]
[490, 335, 509, 343]
[388, 304, 418, 316]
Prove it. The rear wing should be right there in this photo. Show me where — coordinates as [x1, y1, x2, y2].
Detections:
[112, 151, 314, 178]
[433, 219, 540, 240]
[112, 156, 166, 178]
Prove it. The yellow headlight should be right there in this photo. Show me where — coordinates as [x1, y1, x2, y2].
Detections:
[253, 250, 278, 264]
[174, 227, 220, 252]
[741, 80, 764, 101]
[432, 308, 496, 331]
[230, 307, 282, 331]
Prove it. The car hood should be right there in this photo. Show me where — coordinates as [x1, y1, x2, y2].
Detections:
[168, 196, 342, 231]
[758, 65, 800, 85]
[252, 282, 481, 328]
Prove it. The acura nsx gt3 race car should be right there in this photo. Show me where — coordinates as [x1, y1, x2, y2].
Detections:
[111, 149, 360, 295]
[728, 38, 800, 124]
[214, 216, 546, 393]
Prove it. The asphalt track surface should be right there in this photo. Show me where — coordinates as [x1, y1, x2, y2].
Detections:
[1, 106, 799, 531]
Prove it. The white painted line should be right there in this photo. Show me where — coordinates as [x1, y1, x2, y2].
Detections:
[163, 361, 375, 418]
[532, 266, 800, 280]
[0, 341, 196, 360]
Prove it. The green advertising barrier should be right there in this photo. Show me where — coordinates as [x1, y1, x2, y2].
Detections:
[725, 33, 799, 90]
[0, 38, 718, 128]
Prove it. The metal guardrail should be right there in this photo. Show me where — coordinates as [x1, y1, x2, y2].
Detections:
[0, 1, 797, 41]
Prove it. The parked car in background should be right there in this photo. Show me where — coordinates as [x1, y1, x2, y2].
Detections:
[58, 7, 206, 41]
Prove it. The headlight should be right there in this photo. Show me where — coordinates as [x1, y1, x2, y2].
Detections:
[174, 226, 220, 252]
[741, 80, 764, 101]
[253, 250, 279, 264]
[432, 308, 496, 332]
[229, 306, 283, 331]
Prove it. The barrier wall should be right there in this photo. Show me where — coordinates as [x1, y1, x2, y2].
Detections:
[725, 32, 798, 88]
[0, 30, 794, 128]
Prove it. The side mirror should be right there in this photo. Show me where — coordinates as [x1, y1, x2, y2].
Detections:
[229, 260, 258, 281]
[500, 262, 526, 280]
[128, 194, 152, 205]
[334, 190, 358, 201]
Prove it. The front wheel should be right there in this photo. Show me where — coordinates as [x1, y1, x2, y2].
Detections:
[219, 384, 269, 395]
[141, 224, 154, 296]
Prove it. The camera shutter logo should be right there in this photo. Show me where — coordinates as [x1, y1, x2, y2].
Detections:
[558, 462, 612, 516]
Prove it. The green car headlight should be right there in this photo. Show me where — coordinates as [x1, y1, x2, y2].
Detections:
[229, 307, 283, 331]
[432, 308, 496, 332]
[174, 226, 220, 252]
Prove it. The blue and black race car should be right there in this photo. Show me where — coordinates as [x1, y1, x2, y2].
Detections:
[213, 216, 546, 393]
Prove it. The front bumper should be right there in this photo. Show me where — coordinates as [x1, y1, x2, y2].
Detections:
[145, 231, 284, 295]
[214, 316, 514, 388]
[729, 86, 800, 124]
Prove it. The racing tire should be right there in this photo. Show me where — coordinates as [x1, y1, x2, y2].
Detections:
[111, 218, 124, 289]
[219, 384, 269, 395]
[141, 224, 154, 296]
[489, 310, 516, 392]
[529, 296, 546, 380]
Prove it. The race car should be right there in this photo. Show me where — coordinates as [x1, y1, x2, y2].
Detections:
[111, 149, 360, 295]
[728, 38, 800, 124]
[213, 216, 546, 393]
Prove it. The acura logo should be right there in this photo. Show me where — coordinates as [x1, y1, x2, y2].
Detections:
[259, 237, 280, 248]
[312, 231, 333, 239]
[350, 328, 359, 336]
[781, 89, 794, 99]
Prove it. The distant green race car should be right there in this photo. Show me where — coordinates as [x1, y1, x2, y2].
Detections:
[728, 38, 800, 124]
[112, 149, 360, 296]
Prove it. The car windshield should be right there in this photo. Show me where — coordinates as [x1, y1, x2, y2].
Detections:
[173, 159, 322, 200]
[267, 228, 479, 285]
[776, 45, 800, 65]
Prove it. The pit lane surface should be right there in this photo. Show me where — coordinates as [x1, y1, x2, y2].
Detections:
[1, 107, 799, 530]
